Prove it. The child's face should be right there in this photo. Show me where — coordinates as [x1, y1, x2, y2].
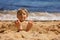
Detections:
[17, 10, 28, 22]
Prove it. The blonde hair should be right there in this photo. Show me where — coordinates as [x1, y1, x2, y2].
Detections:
[17, 8, 28, 17]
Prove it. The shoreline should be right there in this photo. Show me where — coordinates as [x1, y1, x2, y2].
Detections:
[0, 11, 60, 20]
[0, 20, 60, 22]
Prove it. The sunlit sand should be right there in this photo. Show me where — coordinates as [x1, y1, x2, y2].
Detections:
[0, 11, 60, 40]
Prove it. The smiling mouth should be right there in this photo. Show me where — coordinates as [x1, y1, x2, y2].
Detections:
[20, 19, 24, 22]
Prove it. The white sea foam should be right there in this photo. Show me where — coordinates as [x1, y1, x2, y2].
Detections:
[0, 12, 60, 20]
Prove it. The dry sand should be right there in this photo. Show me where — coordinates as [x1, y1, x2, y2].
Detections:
[0, 11, 60, 40]
[0, 21, 60, 40]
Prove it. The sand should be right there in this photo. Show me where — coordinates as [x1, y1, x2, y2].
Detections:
[0, 11, 60, 40]
[0, 21, 60, 40]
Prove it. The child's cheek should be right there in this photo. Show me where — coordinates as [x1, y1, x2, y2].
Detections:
[24, 15, 27, 19]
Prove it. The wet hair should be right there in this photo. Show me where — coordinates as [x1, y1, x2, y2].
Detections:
[17, 8, 28, 17]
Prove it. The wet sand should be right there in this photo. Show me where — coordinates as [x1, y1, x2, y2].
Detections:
[0, 20, 60, 40]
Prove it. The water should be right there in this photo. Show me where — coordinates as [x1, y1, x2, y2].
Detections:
[0, 0, 60, 20]
[0, 12, 60, 20]
[0, 0, 60, 12]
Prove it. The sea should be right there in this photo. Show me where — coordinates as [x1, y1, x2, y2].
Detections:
[0, 0, 60, 20]
[0, 0, 60, 12]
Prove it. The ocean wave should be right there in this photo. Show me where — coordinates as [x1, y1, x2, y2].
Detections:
[0, 12, 60, 20]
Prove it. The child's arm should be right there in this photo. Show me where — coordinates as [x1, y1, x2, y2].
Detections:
[15, 20, 20, 27]
[15, 20, 22, 31]
[26, 20, 33, 32]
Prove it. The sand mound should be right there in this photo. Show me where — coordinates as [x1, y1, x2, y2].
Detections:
[0, 21, 60, 40]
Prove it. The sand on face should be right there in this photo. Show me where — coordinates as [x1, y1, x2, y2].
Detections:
[0, 21, 60, 40]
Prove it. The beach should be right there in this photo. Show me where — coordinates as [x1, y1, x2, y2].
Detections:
[0, 0, 60, 40]
[0, 11, 60, 40]
[0, 21, 60, 40]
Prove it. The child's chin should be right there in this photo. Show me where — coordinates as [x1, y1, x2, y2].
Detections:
[20, 20, 24, 22]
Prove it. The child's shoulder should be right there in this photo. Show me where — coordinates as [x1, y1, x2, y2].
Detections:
[23, 20, 33, 24]
[22, 21, 28, 24]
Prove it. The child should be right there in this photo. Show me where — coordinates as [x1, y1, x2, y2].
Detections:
[15, 8, 33, 32]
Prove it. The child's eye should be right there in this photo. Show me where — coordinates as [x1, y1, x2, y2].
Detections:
[23, 13, 25, 15]
[23, 13, 26, 15]
[19, 13, 22, 15]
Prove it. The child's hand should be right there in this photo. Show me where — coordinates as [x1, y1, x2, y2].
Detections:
[15, 20, 23, 31]
[26, 20, 33, 31]
[15, 20, 20, 28]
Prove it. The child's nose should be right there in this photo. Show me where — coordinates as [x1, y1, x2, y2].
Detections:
[23, 15, 26, 18]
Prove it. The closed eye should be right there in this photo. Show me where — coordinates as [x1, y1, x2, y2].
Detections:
[23, 13, 26, 15]
[18, 13, 22, 15]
